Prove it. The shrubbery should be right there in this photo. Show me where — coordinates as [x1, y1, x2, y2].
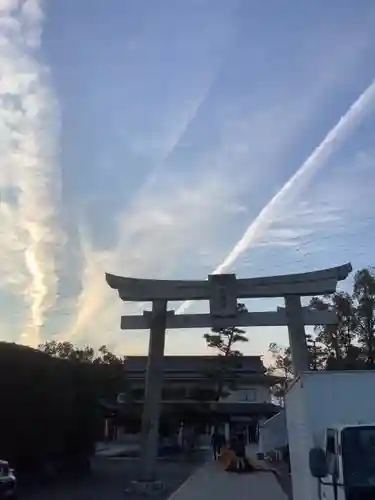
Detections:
[0, 341, 125, 476]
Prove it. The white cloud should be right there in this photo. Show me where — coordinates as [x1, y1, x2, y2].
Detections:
[0, 0, 62, 346]
[252, 201, 344, 248]
[253, 143, 375, 251]
[176, 78, 375, 314]
[65, 169, 244, 346]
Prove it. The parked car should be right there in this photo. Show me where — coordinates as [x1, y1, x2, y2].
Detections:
[0, 460, 17, 499]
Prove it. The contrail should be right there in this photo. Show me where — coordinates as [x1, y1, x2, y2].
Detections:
[0, 0, 62, 346]
[177, 79, 375, 314]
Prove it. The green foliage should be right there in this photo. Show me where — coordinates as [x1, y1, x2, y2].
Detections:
[353, 268, 375, 366]
[202, 303, 249, 402]
[310, 292, 357, 363]
[203, 302, 248, 356]
[38, 341, 127, 400]
[267, 267, 375, 393]
[0, 340, 127, 473]
[266, 343, 293, 402]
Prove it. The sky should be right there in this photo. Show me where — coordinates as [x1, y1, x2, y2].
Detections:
[1, 0, 375, 364]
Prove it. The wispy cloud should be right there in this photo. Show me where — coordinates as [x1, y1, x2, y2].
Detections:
[65, 169, 243, 346]
[253, 201, 344, 248]
[0, 0, 62, 346]
[123, 1, 240, 195]
[177, 78, 375, 313]
[257, 146, 375, 252]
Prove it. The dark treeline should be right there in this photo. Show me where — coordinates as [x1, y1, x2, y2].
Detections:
[0, 341, 126, 477]
[268, 267, 375, 399]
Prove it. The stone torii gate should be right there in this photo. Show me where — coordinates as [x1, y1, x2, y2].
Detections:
[106, 262, 351, 483]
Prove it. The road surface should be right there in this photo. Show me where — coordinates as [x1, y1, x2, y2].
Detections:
[22, 456, 203, 500]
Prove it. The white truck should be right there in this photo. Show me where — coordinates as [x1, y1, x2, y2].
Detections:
[285, 371, 375, 500]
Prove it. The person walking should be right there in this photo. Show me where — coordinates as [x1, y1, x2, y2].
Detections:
[211, 429, 224, 460]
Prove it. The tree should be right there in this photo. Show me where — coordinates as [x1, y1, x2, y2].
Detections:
[0, 342, 100, 474]
[353, 268, 375, 367]
[310, 292, 357, 365]
[268, 268, 375, 379]
[306, 334, 326, 370]
[38, 341, 127, 401]
[267, 334, 326, 402]
[203, 303, 249, 402]
[267, 343, 293, 403]
[37, 341, 123, 364]
[268, 343, 293, 378]
[309, 270, 375, 369]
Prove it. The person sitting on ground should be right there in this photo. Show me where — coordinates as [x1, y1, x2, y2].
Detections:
[220, 435, 238, 471]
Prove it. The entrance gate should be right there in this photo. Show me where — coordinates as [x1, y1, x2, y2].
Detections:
[106, 263, 351, 481]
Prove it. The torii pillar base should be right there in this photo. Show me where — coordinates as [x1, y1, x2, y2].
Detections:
[125, 479, 165, 496]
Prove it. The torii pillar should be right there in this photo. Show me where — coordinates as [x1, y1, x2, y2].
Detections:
[139, 300, 167, 481]
[284, 295, 310, 374]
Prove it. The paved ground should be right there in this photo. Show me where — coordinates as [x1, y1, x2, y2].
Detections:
[168, 459, 288, 500]
[20, 446, 292, 500]
[21, 456, 205, 500]
[246, 444, 292, 499]
[266, 460, 292, 499]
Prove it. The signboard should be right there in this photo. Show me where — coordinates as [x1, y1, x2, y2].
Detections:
[208, 274, 237, 328]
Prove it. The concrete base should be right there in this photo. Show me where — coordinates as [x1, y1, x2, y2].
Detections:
[125, 479, 165, 496]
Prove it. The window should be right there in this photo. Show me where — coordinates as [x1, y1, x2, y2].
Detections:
[188, 388, 216, 401]
[341, 425, 375, 485]
[131, 388, 144, 400]
[240, 389, 256, 402]
[162, 388, 187, 400]
[326, 429, 338, 477]
[326, 429, 336, 454]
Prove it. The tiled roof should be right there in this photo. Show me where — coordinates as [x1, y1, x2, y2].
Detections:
[124, 355, 265, 373]
[106, 401, 282, 418]
[214, 402, 282, 415]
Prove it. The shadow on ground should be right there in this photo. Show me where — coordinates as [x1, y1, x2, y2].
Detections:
[20, 454, 206, 500]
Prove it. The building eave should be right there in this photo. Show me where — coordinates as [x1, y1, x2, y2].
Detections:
[126, 373, 279, 385]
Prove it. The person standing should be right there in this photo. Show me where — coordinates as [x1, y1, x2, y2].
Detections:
[218, 431, 226, 456]
[234, 433, 246, 471]
[211, 429, 224, 460]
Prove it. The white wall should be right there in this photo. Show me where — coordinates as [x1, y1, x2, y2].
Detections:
[219, 384, 271, 403]
[259, 411, 287, 454]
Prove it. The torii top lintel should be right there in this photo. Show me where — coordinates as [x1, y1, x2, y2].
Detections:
[105, 263, 352, 302]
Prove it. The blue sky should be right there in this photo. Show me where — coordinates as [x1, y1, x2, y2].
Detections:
[1, 0, 375, 364]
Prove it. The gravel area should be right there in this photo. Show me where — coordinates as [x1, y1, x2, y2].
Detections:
[21, 454, 206, 500]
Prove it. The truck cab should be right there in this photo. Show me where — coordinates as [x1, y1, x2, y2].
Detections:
[310, 424, 375, 500]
